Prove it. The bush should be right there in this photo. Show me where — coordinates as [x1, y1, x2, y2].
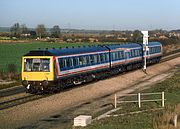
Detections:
[8, 64, 17, 73]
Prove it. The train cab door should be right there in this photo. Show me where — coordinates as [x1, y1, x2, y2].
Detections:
[53, 57, 58, 80]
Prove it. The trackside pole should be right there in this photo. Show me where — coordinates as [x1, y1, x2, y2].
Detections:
[114, 94, 117, 108]
[174, 114, 177, 127]
[162, 92, 165, 107]
[141, 31, 149, 73]
[138, 93, 141, 108]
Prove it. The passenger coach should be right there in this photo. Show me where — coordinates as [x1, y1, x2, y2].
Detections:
[21, 42, 162, 93]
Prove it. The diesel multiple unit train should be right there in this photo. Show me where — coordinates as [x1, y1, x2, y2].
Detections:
[21, 42, 162, 93]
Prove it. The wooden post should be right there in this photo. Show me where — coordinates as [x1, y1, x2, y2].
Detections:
[162, 92, 164, 107]
[138, 93, 141, 108]
[115, 94, 117, 108]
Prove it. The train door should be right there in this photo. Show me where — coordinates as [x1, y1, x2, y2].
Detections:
[144, 45, 150, 59]
[124, 49, 130, 64]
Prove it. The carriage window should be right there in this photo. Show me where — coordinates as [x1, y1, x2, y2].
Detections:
[73, 57, 79, 67]
[129, 51, 131, 58]
[112, 52, 116, 60]
[134, 50, 136, 57]
[119, 51, 123, 59]
[97, 55, 100, 63]
[131, 50, 133, 57]
[156, 46, 160, 52]
[105, 53, 109, 61]
[83, 56, 87, 65]
[122, 51, 124, 59]
[90, 55, 95, 64]
[115, 52, 119, 60]
[118, 52, 120, 59]
[100, 53, 105, 63]
[79, 56, 83, 66]
[158, 46, 161, 52]
[86, 56, 90, 65]
[79, 56, 87, 66]
[140, 50, 142, 55]
[157, 47, 159, 52]
[136, 50, 138, 56]
[94, 55, 98, 63]
[66, 58, 73, 67]
[132, 50, 135, 57]
[138, 50, 140, 56]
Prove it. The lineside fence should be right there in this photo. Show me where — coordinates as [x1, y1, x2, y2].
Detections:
[114, 92, 165, 108]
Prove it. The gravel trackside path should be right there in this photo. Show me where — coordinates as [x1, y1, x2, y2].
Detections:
[0, 57, 180, 129]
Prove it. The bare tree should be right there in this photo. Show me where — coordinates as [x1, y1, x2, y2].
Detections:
[10, 23, 21, 38]
[36, 24, 46, 39]
[20, 24, 28, 34]
[132, 30, 142, 42]
[51, 25, 61, 38]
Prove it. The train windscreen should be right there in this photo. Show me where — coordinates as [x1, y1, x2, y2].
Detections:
[24, 58, 50, 72]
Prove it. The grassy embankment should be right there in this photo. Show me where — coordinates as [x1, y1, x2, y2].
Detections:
[77, 69, 180, 129]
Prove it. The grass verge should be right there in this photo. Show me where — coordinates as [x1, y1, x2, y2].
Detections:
[75, 68, 180, 129]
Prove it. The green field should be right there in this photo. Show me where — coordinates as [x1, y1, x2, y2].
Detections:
[0, 42, 113, 73]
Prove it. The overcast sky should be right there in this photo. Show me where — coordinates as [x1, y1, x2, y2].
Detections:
[0, 0, 180, 30]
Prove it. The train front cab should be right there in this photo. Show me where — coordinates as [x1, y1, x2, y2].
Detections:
[21, 56, 55, 92]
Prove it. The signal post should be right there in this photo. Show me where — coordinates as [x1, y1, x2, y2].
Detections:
[141, 31, 149, 73]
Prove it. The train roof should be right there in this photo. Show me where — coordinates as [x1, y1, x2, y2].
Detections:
[24, 42, 161, 56]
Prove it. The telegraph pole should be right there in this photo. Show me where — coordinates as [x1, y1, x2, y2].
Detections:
[141, 31, 149, 73]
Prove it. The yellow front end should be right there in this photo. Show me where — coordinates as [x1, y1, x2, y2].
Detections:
[21, 56, 54, 92]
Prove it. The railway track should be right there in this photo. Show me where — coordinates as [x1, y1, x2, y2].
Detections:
[0, 51, 179, 110]
[0, 93, 45, 110]
[0, 86, 25, 97]
[161, 51, 180, 63]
